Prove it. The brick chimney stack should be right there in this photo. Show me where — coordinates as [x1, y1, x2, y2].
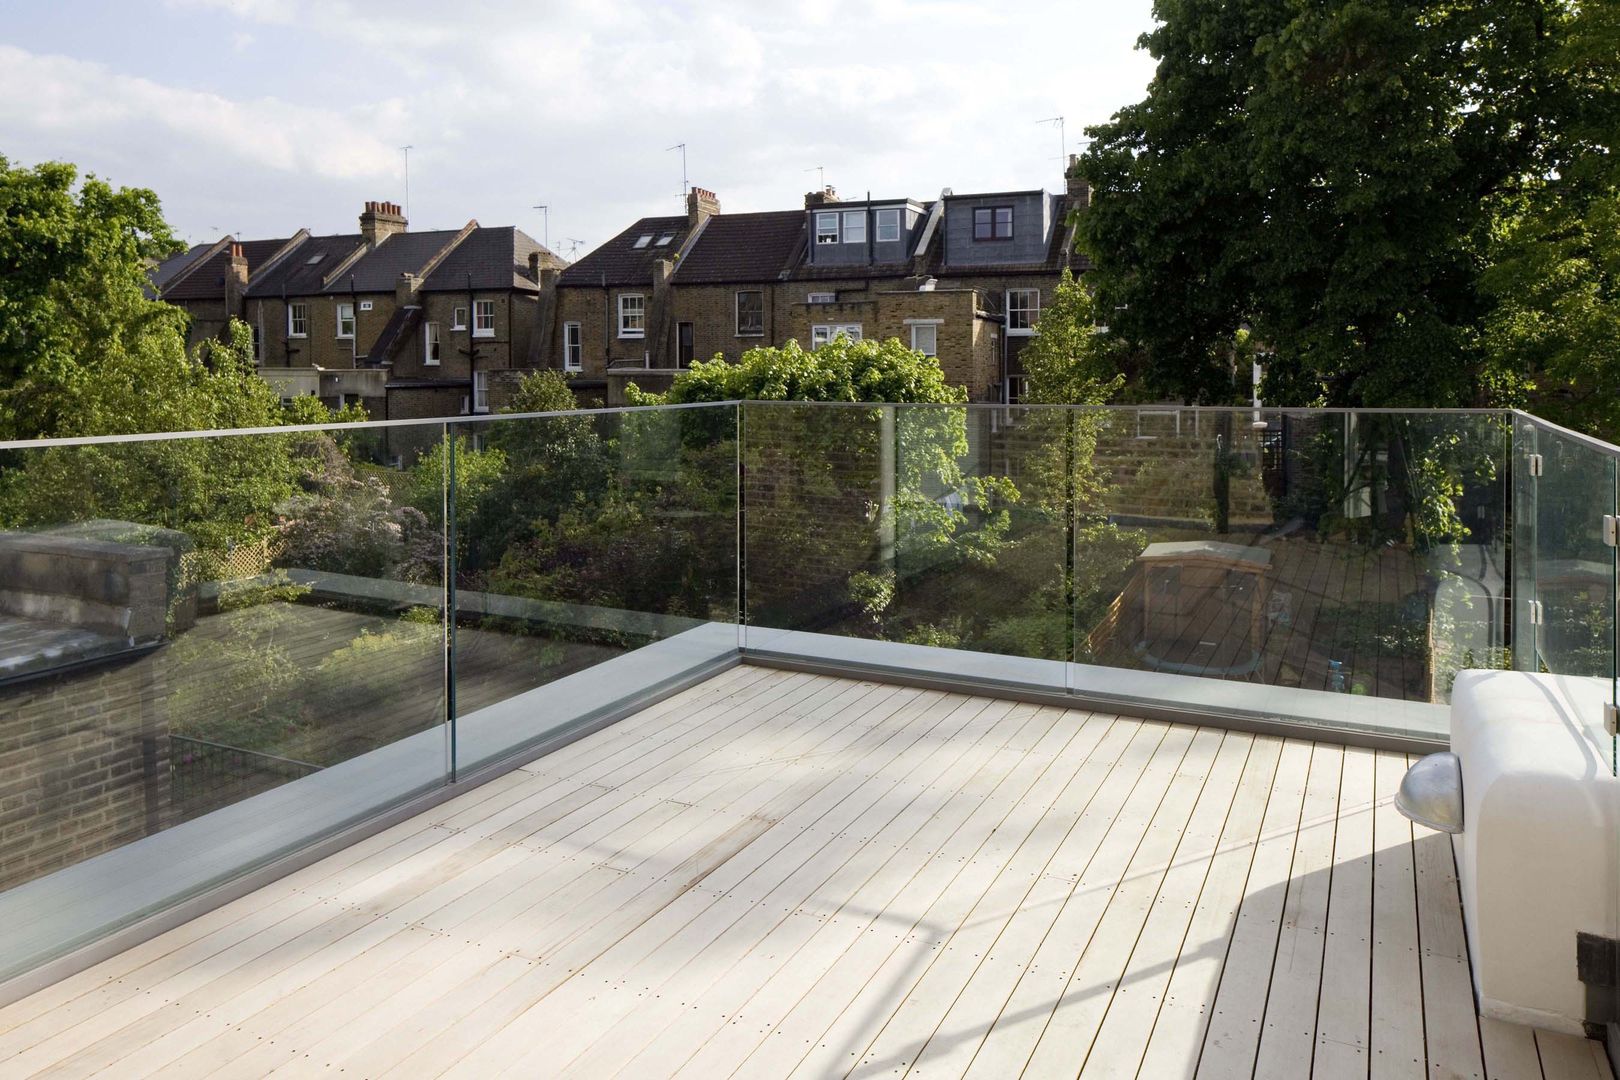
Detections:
[360, 200, 408, 246]
[1065, 155, 1090, 208]
[687, 187, 721, 229]
[225, 241, 249, 311]
[804, 186, 841, 208]
[395, 271, 421, 306]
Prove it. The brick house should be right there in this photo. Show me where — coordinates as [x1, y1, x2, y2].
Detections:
[544, 164, 1090, 404]
[153, 201, 564, 419]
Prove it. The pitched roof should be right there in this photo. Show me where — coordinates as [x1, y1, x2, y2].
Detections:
[327, 229, 465, 294]
[671, 211, 805, 284]
[423, 226, 564, 292]
[559, 215, 689, 287]
[149, 244, 211, 295]
[245, 233, 366, 298]
[162, 237, 293, 300]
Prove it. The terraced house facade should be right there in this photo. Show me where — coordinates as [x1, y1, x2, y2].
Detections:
[546, 163, 1091, 404]
[152, 201, 566, 419]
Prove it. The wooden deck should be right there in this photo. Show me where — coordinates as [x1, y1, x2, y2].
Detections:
[0, 667, 1607, 1079]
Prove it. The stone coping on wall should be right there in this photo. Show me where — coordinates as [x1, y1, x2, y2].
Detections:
[740, 625, 1451, 743]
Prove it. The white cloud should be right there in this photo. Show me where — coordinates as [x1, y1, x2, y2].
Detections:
[1, 2, 1158, 248]
[0, 45, 399, 181]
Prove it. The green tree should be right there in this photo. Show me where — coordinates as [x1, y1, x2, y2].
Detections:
[1078, 0, 1604, 411]
[501, 368, 579, 414]
[0, 156, 190, 438]
[1020, 269, 1126, 405]
[1479, 3, 1620, 440]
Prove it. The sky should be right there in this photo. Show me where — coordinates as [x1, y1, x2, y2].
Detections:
[0, 0, 1159, 258]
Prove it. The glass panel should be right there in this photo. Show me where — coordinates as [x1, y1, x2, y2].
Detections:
[1529, 423, 1618, 762]
[741, 401, 887, 650]
[447, 403, 739, 774]
[1512, 416, 1540, 672]
[1071, 407, 1509, 741]
[0, 421, 450, 981]
[741, 402, 1067, 696]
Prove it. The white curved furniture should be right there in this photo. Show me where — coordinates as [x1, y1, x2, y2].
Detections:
[1450, 669, 1619, 1033]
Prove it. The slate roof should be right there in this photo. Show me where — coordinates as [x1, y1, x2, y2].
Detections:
[329, 230, 465, 294]
[671, 211, 804, 284]
[245, 234, 366, 298]
[930, 193, 1086, 277]
[423, 226, 563, 292]
[559, 215, 689, 287]
[160, 238, 292, 301]
[149, 244, 211, 295]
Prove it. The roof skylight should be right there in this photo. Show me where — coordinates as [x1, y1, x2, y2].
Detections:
[633, 234, 653, 248]
[656, 233, 675, 246]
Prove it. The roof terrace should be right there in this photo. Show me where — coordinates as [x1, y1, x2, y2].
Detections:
[0, 402, 1614, 1077]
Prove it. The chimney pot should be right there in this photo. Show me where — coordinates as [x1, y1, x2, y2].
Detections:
[360, 198, 409, 246]
[686, 186, 721, 229]
[1065, 155, 1090, 206]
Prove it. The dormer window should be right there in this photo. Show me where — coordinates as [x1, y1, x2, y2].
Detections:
[633, 234, 654, 249]
[842, 211, 866, 245]
[875, 209, 901, 243]
[656, 232, 675, 246]
[815, 212, 839, 245]
[974, 206, 1013, 241]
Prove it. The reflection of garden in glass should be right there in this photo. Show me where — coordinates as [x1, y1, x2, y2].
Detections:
[446, 406, 739, 711]
[0, 404, 742, 885]
[739, 404, 1510, 706]
[0, 425, 453, 852]
[1529, 426, 1617, 682]
[1078, 409, 1508, 702]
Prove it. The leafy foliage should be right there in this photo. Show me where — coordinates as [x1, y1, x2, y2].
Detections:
[629, 336, 969, 405]
[1077, 0, 1617, 418]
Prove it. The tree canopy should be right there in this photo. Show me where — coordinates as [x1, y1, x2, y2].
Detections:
[1078, 0, 1620, 430]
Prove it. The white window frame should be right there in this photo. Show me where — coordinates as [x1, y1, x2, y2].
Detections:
[815, 211, 840, 245]
[287, 302, 308, 338]
[473, 299, 495, 338]
[563, 321, 582, 371]
[735, 290, 764, 336]
[841, 210, 866, 245]
[424, 321, 441, 366]
[806, 291, 836, 304]
[618, 293, 645, 338]
[811, 324, 863, 348]
[1006, 288, 1041, 335]
[472, 370, 490, 413]
[452, 306, 467, 331]
[336, 302, 355, 340]
[875, 208, 901, 243]
[908, 320, 940, 357]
